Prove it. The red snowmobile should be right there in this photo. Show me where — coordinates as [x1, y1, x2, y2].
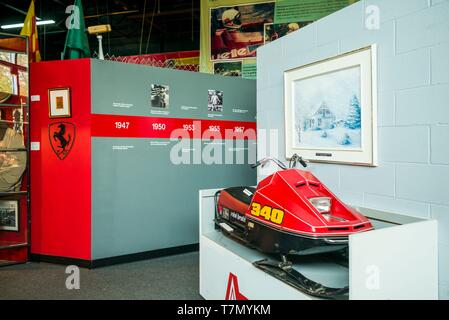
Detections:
[214, 155, 373, 298]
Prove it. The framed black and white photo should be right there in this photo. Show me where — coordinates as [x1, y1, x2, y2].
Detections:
[284, 45, 377, 166]
[150, 84, 169, 109]
[0, 200, 19, 232]
[208, 89, 223, 112]
[48, 87, 71, 118]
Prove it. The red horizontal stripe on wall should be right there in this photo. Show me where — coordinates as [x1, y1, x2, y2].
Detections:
[91, 114, 257, 140]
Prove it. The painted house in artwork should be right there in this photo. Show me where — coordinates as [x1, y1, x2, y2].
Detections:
[303, 102, 336, 131]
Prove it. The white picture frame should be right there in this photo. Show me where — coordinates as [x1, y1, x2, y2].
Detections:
[48, 87, 71, 118]
[284, 45, 377, 166]
[0, 200, 19, 232]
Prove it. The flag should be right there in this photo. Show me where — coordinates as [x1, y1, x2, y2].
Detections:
[20, 0, 41, 62]
[62, 0, 90, 59]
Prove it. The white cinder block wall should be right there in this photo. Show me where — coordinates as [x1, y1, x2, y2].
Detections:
[256, 0, 449, 298]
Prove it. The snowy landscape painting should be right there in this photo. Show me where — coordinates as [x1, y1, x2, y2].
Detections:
[293, 66, 362, 150]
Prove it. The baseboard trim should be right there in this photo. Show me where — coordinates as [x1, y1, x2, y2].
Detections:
[30, 254, 92, 268]
[91, 243, 199, 268]
[30, 243, 199, 269]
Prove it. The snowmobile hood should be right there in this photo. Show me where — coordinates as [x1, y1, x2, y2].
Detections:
[247, 169, 373, 237]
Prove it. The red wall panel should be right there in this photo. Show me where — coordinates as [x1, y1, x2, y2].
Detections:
[30, 59, 91, 260]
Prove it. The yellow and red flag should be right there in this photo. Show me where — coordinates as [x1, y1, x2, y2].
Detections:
[20, 0, 41, 62]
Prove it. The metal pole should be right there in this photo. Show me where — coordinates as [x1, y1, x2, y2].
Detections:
[97, 34, 104, 60]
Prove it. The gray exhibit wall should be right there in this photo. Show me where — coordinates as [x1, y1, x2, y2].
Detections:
[90, 60, 257, 259]
[257, 0, 449, 298]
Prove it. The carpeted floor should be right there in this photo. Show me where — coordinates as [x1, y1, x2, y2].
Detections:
[0, 252, 202, 300]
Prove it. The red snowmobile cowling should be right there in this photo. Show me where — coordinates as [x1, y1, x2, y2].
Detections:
[248, 169, 373, 238]
[216, 167, 373, 256]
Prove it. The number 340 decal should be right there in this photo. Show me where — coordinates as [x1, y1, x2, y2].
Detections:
[250, 202, 284, 225]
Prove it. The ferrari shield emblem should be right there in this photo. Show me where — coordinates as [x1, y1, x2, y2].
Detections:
[49, 122, 75, 160]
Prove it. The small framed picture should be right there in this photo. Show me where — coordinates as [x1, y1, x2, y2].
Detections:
[208, 89, 223, 112]
[0, 200, 19, 232]
[150, 84, 169, 109]
[48, 87, 71, 118]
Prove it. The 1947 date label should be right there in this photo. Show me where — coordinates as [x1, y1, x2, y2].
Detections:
[115, 121, 129, 129]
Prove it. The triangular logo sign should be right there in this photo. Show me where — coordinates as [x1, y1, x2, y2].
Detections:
[225, 273, 248, 300]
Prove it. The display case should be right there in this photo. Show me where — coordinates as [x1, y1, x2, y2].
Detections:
[0, 32, 30, 267]
[199, 188, 438, 300]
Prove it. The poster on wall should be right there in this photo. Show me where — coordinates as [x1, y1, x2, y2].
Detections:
[210, 2, 275, 61]
[150, 84, 170, 109]
[200, 0, 359, 76]
[284, 45, 377, 166]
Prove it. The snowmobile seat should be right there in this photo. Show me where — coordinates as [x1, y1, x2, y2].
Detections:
[222, 186, 256, 205]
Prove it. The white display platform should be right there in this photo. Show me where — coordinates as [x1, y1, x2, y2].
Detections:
[199, 188, 439, 300]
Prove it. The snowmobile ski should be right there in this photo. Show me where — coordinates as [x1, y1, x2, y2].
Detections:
[253, 258, 349, 299]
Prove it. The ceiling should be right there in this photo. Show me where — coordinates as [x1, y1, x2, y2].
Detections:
[0, 0, 200, 60]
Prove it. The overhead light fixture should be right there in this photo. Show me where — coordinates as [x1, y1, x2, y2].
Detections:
[1, 19, 55, 30]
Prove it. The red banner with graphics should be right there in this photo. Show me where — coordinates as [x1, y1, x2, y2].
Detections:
[91, 114, 256, 140]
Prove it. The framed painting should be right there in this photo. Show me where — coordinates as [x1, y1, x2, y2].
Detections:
[48, 87, 71, 118]
[284, 45, 377, 166]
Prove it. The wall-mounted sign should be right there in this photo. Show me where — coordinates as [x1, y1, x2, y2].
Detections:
[49, 122, 75, 160]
